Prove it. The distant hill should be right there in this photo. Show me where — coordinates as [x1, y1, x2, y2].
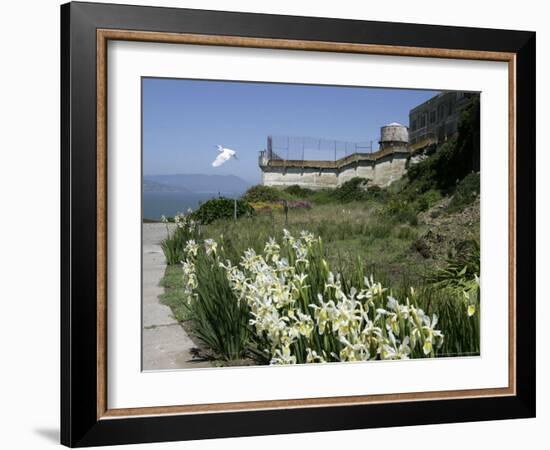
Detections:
[144, 174, 251, 195]
[143, 179, 190, 193]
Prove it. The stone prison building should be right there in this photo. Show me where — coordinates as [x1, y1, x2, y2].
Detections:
[258, 91, 475, 189]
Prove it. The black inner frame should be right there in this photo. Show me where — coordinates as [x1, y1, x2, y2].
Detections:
[61, 2, 536, 447]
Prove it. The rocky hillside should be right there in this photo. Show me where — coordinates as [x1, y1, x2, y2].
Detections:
[414, 195, 480, 264]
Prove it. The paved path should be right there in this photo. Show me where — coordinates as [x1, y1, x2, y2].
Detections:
[142, 223, 211, 370]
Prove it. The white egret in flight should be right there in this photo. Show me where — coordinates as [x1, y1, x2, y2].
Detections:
[212, 145, 238, 167]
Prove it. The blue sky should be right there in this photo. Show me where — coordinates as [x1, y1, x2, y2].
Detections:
[143, 78, 439, 184]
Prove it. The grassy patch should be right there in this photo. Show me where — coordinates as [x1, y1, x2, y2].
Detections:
[195, 201, 432, 286]
[159, 265, 192, 322]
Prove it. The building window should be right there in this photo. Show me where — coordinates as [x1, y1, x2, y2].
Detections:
[412, 119, 417, 131]
[420, 114, 426, 128]
[430, 110, 436, 123]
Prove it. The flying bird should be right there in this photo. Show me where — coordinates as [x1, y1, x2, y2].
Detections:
[212, 145, 238, 167]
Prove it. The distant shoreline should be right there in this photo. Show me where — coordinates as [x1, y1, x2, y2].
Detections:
[142, 191, 241, 221]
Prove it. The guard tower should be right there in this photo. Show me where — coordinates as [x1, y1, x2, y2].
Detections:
[379, 122, 409, 151]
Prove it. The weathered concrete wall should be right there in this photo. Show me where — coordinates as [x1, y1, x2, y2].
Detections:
[337, 162, 374, 185]
[261, 153, 409, 189]
[370, 154, 408, 186]
[262, 167, 339, 189]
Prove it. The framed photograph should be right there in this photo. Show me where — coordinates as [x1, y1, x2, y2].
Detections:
[61, 1, 536, 447]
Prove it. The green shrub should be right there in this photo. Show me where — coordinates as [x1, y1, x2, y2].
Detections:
[386, 177, 408, 195]
[413, 189, 442, 213]
[406, 213, 419, 226]
[242, 185, 281, 202]
[190, 197, 255, 225]
[364, 185, 390, 202]
[447, 172, 480, 213]
[331, 177, 369, 203]
[383, 198, 418, 225]
[284, 184, 314, 197]
[416, 196, 430, 213]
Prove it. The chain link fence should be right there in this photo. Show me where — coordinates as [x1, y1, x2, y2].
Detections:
[266, 135, 374, 162]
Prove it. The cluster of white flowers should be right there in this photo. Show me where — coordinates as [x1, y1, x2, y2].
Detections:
[204, 239, 218, 257]
[173, 210, 199, 233]
[180, 229, 444, 365]
[181, 259, 198, 305]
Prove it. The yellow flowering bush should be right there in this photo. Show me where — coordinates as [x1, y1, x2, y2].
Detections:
[249, 201, 284, 211]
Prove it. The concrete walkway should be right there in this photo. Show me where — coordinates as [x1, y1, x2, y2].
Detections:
[142, 223, 211, 370]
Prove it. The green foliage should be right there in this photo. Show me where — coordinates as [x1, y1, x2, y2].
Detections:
[304, 190, 335, 204]
[364, 185, 389, 202]
[161, 222, 199, 265]
[393, 225, 418, 240]
[416, 189, 442, 212]
[447, 172, 480, 213]
[406, 139, 453, 193]
[365, 223, 393, 239]
[161, 233, 185, 266]
[383, 198, 418, 225]
[186, 249, 255, 361]
[242, 184, 281, 202]
[428, 240, 480, 287]
[166, 231, 482, 363]
[190, 197, 255, 225]
[422, 240, 481, 355]
[215, 216, 277, 264]
[159, 208, 481, 361]
[412, 286, 479, 357]
[406, 97, 480, 195]
[159, 265, 193, 322]
[196, 202, 429, 286]
[284, 184, 315, 198]
[331, 177, 369, 203]
[155, 97, 484, 361]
